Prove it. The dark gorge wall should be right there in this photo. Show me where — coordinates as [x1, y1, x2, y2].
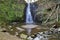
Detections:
[30, 2, 38, 22]
[24, 2, 38, 23]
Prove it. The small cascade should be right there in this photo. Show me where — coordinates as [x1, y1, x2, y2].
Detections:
[23, 0, 38, 36]
[25, 0, 36, 35]
[26, 3, 34, 24]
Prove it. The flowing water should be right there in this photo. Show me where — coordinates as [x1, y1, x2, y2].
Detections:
[25, 0, 36, 36]
[25, 0, 38, 3]
[26, 3, 34, 24]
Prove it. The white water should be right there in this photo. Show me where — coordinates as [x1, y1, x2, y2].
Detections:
[25, 0, 35, 36]
[26, 3, 34, 24]
[33, 37, 40, 40]
[25, 0, 38, 3]
[25, 0, 38, 37]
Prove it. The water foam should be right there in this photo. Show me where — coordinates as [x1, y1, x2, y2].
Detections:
[25, 0, 38, 3]
[26, 3, 34, 24]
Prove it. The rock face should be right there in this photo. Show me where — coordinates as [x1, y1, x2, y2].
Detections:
[33, 0, 60, 24]
[30, 2, 38, 21]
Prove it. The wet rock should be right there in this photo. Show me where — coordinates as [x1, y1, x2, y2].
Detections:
[44, 31, 50, 35]
[42, 37, 48, 40]
[33, 37, 40, 40]
[58, 28, 60, 32]
[53, 29, 58, 33]
[38, 32, 43, 35]
[34, 13, 43, 23]
[50, 28, 55, 31]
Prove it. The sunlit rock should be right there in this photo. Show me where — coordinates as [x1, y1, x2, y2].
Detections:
[38, 32, 43, 35]
[8, 26, 12, 29]
[20, 33, 27, 39]
[0, 28, 7, 32]
[15, 32, 18, 36]
[37, 34, 41, 38]
[9, 26, 12, 28]
[16, 27, 25, 32]
[10, 29, 13, 31]
[42, 37, 48, 40]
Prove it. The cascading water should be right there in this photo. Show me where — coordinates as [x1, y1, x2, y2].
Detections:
[23, 0, 38, 36]
[25, 0, 35, 35]
[25, 2, 34, 35]
[26, 3, 34, 24]
[25, 0, 38, 3]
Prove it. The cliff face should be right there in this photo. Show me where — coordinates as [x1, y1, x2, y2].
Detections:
[34, 0, 60, 24]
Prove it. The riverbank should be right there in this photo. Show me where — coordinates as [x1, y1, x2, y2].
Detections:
[0, 32, 23, 40]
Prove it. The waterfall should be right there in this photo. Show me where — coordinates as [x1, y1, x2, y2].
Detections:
[26, 3, 34, 24]
[24, 0, 38, 36]
[25, 0, 38, 24]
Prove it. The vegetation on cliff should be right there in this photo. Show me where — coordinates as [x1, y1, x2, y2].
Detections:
[0, 0, 25, 24]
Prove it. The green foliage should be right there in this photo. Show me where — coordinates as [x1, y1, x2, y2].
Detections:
[0, 0, 25, 22]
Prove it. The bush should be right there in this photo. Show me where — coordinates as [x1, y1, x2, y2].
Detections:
[0, 0, 25, 23]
